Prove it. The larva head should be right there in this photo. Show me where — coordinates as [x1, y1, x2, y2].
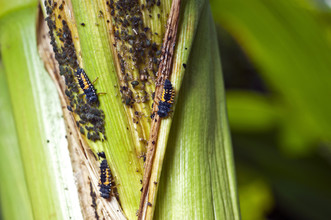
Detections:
[76, 67, 83, 75]
[157, 109, 168, 117]
[157, 102, 171, 118]
[164, 79, 172, 89]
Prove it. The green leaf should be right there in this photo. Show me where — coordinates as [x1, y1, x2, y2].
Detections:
[154, 4, 240, 219]
[236, 165, 274, 220]
[0, 59, 34, 220]
[0, 6, 82, 220]
[226, 91, 279, 132]
[225, 90, 318, 155]
[212, 0, 331, 143]
[0, 0, 36, 18]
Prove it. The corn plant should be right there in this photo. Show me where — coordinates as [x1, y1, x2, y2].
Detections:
[0, 0, 240, 219]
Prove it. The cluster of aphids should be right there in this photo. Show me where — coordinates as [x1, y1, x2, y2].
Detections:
[44, 0, 106, 142]
[97, 152, 113, 199]
[107, 0, 162, 107]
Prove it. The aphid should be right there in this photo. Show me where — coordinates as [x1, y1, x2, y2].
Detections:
[67, 105, 73, 112]
[99, 159, 112, 199]
[97, 151, 106, 159]
[76, 68, 98, 104]
[131, 80, 139, 87]
[79, 126, 85, 134]
[157, 79, 175, 117]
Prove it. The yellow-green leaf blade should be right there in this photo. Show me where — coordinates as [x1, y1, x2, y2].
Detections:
[0, 60, 34, 220]
[154, 4, 240, 220]
[0, 6, 82, 219]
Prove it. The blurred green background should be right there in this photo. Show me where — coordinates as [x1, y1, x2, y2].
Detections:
[210, 0, 331, 219]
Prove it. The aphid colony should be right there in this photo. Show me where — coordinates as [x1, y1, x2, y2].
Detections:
[44, 0, 106, 142]
[98, 154, 112, 199]
[157, 79, 175, 117]
[107, 0, 161, 107]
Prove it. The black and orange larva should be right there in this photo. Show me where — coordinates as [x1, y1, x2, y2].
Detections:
[157, 79, 175, 117]
[99, 159, 112, 199]
[76, 68, 98, 104]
